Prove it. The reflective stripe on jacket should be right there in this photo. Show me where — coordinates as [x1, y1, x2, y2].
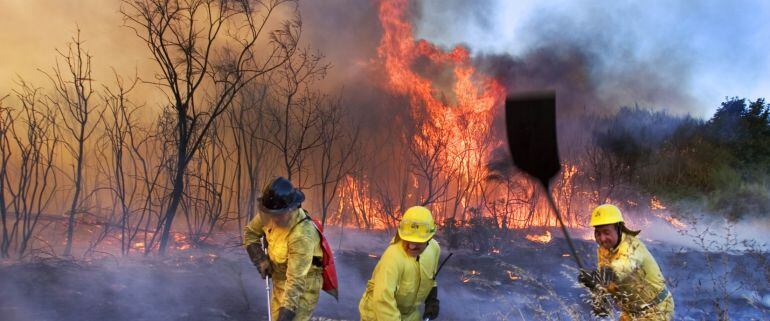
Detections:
[359, 238, 440, 321]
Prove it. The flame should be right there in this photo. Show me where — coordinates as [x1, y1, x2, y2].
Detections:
[490, 248, 500, 254]
[377, 0, 505, 180]
[562, 253, 571, 257]
[320, 0, 654, 234]
[173, 233, 191, 251]
[462, 269, 480, 283]
[650, 196, 667, 210]
[506, 270, 520, 281]
[374, 0, 587, 231]
[652, 211, 688, 229]
[525, 230, 552, 244]
[649, 197, 687, 229]
[336, 175, 388, 229]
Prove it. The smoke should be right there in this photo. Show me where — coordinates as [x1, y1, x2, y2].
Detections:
[296, 0, 703, 165]
[0, 251, 258, 321]
[0, 230, 561, 321]
[475, 5, 697, 115]
[1, 226, 768, 320]
[299, 0, 414, 136]
[414, 0, 770, 118]
[0, 0, 153, 101]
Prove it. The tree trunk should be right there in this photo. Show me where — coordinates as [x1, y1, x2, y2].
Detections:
[158, 136, 187, 255]
[63, 135, 85, 257]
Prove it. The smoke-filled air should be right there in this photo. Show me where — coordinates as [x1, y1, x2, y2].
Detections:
[0, 0, 769, 320]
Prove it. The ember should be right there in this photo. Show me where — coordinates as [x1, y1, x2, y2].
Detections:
[650, 197, 667, 210]
[525, 231, 552, 244]
[653, 212, 688, 230]
[173, 233, 191, 251]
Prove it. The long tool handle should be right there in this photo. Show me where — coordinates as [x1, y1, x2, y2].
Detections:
[432, 252, 453, 280]
[543, 183, 584, 269]
[262, 239, 273, 321]
[265, 277, 272, 321]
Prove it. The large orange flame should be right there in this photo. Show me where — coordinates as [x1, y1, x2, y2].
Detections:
[377, 0, 505, 178]
[347, 0, 673, 234]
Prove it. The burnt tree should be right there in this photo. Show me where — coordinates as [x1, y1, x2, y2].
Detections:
[42, 31, 101, 257]
[122, 0, 299, 254]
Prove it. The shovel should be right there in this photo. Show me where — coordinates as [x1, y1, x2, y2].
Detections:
[504, 91, 584, 269]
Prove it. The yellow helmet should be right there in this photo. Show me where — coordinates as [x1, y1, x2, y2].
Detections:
[589, 204, 624, 227]
[398, 206, 436, 243]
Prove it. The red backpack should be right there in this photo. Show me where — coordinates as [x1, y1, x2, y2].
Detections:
[296, 211, 339, 300]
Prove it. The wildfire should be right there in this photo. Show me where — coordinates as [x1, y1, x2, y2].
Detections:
[652, 211, 688, 230]
[648, 197, 688, 229]
[173, 233, 191, 251]
[525, 231, 552, 244]
[490, 248, 500, 254]
[354, 0, 585, 232]
[337, 175, 387, 229]
[506, 270, 520, 281]
[461, 269, 481, 283]
[650, 197, 666, 210]
[377, 0, 505, 179]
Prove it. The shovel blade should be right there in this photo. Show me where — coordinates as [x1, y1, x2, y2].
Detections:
[504, 91, 561, 185]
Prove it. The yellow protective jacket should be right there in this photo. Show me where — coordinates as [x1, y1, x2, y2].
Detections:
[597, 233, 674, 320]
[243, 208, 323, 320]
[359, 238, 440, 321]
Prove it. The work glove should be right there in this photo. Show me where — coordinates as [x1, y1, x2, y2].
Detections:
[578, 269, 599, 289]
[422, 286, 440, 320]
[277, 307, 296, 321]
[578, 267, 616, 290]
[245, 242, 272, 279]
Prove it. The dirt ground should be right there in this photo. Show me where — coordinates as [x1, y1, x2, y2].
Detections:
[1, 229, 769, 321]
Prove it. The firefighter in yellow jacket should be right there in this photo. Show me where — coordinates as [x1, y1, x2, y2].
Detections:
[244, 177, 323, 321]
[359, 206, 441, 321]
[578, 204, 675, 321]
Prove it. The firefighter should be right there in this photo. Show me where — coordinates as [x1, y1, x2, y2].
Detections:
[578, 204, 675, 321]
[359, 206, 441, 321]
[244, 177, 323, 321]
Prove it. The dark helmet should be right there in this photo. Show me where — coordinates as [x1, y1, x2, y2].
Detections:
[258, 176, 305, 215]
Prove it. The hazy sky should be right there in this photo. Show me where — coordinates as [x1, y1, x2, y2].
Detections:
[1, 0, 768, 119]
[414, 0, 770, 118]
[0, 0, 150, 94]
